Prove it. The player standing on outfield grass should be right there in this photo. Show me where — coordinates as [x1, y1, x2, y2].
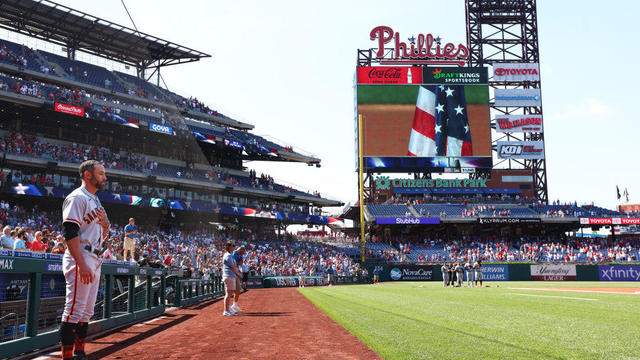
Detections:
[455, 262, 464, 287]
[222, 242, 242, 316]
[59, 160, 110, 360]
[448, 262, 455, 286]
[474, 259, 483, 287]
[441, 263, 449, 287]
[465, 260, 474, 287]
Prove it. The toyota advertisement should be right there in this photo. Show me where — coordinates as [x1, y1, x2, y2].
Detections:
[497, 141, 545, 160]
[492, 63, 540, 81]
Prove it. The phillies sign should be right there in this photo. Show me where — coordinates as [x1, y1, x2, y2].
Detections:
[357, 66, 422, 84]
[370, 26, 469, 65]
[54, 102, 84, 117]
[495, 115, 543, 133]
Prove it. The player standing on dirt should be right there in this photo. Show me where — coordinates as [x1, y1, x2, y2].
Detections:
[59, 160, 110, 360]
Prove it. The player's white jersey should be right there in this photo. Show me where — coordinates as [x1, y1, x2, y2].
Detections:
[62, 186, 108, 250]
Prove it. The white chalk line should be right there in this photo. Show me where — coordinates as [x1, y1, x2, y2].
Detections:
[506, 293, 599, 301]
[508, 287, 640, 295]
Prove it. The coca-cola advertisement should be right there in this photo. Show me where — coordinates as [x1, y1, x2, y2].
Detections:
[54, 102, 85, 117]
[357, 66, 422, 84]
[530, 264, 576, 281]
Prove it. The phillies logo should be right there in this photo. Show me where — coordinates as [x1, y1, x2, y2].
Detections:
[370, 26, 468, 65]
[494, 68, 539, 76]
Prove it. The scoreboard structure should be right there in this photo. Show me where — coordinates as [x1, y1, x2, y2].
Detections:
[355, 0, 547, 204]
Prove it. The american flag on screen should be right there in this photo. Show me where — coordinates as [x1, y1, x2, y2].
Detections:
[407, 85, 472, 156]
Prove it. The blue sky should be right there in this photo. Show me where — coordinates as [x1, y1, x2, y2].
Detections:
[18, 0, 640, 210]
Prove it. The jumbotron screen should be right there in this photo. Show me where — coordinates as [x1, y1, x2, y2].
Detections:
[356, 66, 492, 172]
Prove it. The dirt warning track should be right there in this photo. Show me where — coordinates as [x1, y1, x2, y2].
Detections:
[34, 288, 380, 360]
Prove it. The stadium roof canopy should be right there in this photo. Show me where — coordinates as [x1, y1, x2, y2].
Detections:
[0, 0, 211, 70]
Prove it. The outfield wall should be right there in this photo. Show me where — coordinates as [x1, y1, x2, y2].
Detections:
[376, 264, 640, 282]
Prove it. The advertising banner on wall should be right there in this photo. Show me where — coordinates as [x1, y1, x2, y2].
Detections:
[467, 264, 509, 281]
[388, 265, 434, 281]
[478, 218, 541, 224]
[598, 265, 640, 281]
[357, 66, 423, 84]
[54, 102, 85, 117]
[497, 141, 545, 160]
[375, 217, 440, 225]
[580, 218, 640, 225]
[495, 114, 543, 133]
[493, 63, 540, 81]
[530, 264, 577, 281]
[422, 67, 488, 85]
[494, 89, 542, 107]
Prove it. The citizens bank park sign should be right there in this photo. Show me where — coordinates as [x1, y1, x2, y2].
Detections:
[369, 26, 469, 66]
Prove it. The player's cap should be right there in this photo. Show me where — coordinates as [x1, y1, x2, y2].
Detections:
[129, 217, 135, 222]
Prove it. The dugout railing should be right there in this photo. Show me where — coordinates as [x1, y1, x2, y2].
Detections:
[0, 252, 170, 359]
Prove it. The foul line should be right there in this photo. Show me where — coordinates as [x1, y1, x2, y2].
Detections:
[506, 293, 599, 301]
[508, 287, 640, 295]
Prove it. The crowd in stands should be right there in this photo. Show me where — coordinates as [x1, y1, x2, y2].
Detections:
[0, 202, 362, 279]
[375, 233, 640, 264]
[0, 43, 31, 68]
[0, 131, 323, 198]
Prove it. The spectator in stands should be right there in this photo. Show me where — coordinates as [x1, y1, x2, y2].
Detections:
[13, 229, 27, 250]
[1, 225, 13, 249]
[102, 241, 115, 260]
[28, 231, 48, 252]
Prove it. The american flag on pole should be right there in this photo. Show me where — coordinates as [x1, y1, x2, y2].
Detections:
[407, 85, 472, 156]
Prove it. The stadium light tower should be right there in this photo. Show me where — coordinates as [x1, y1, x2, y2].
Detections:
[465, 0, 548, 203]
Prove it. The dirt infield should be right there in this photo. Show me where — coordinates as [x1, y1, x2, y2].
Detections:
[509, 287, 640, 295]
[33, 288, 380, 360]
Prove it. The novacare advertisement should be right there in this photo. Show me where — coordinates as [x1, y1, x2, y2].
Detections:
[599, 265, 640, 281]
[389, 265, 433, 281]
[530, 264, 576, 281]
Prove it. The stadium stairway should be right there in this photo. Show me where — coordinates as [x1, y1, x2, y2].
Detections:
[33, 50, 68, 77]
[407, 204, 420, 217]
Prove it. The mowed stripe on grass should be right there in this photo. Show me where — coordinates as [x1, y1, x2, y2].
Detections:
[299, 281, 640, 360]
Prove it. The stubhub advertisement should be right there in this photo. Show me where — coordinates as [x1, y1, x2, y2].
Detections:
[149, 122, 173, 135]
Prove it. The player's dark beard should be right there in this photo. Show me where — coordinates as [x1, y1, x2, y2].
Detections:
[90, 173, 106, 190]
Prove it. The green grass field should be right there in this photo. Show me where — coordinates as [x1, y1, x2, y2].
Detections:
[299, 282, 640, 360]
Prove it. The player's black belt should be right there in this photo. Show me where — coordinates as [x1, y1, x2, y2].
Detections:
[84, 245, 102, 257]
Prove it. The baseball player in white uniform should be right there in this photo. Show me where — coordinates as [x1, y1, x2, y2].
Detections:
[474, 260, 483, 288]
[465, 261, 474, 287]
[59, 160, 109, 360]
